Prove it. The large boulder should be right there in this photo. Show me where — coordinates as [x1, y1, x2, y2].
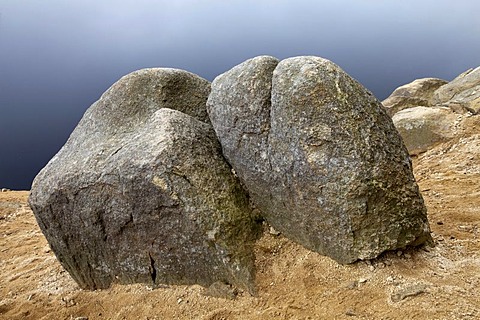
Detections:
[392, 106, 459, 155]
[29, 69, 260, 294]
[382, 78, 448, 116]
[433, 67, 480, 114]
[208, 56, 431, 264]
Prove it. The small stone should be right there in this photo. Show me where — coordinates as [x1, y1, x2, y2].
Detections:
[397, 251, 403, 257]
[62, 296, 76, 307]
[269, 226, 281, 236]
[345, 309, 356, 317]
[385, 276, 395, 284]
[74, 317, 88, 320]
[404, 253, 412, 259]
[358, 278, 368, 284]
[177, 298, 183, 304]
[346, 281, 358, 289]
[369, 265, 375, 272]
[391, 283, 428, 302]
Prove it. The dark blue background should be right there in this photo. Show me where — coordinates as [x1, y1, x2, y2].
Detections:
[1, 0, 480, 189]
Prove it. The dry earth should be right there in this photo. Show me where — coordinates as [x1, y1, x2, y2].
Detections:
[1, 116, 479, 320]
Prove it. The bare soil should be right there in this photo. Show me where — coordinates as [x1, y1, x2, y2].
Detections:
[1, 116, 479, 320]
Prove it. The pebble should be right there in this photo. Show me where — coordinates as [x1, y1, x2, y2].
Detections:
[62, 296, 76, 307]
[345, 309, 356, 316]
[345, 281, 358, 289]
[358, 278, 368, 284]
[390, 283, 428, 302]
[74, 317, 88, 320]
[269, 226, 281, 236]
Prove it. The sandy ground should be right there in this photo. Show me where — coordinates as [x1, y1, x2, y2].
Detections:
[1, 117, 479, 320]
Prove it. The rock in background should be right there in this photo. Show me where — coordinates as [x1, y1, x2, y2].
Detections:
[433, 67, 480, 115]
[382, 78, 448, 116]
[29, 69, 261, 294]
[392, 107, 459, 155]
[386, 67, 480, 154]
[208, 56, 431, 264]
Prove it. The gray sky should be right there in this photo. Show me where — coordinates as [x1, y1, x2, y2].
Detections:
[1, 0, 480, 189]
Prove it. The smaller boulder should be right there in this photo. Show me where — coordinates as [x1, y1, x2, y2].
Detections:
[392, 106, 459, 155]
[382, 78, 447, 116]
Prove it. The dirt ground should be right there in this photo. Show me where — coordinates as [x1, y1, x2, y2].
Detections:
[1, 117, 479, 320]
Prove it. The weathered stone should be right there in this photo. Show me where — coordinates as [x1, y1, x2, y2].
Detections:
[29, 69, 260, 294]
[208, 56, 431, 264]
[392, 106, 459, 155]
[433, 67, 480, 114]
[382, 78, 447, 116]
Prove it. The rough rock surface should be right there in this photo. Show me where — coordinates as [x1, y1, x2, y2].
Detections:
[208, 56, 431, 264]
[392, 106, 459, 155]
[207, 56, 280, 202]
[87, 68, 211, 124]
[29, 69, 260, 293]
[382, 78, 447, 116]
[433, 67, 480, 114]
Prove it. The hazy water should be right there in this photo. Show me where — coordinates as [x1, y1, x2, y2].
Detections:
[1, 0, 480, 189]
